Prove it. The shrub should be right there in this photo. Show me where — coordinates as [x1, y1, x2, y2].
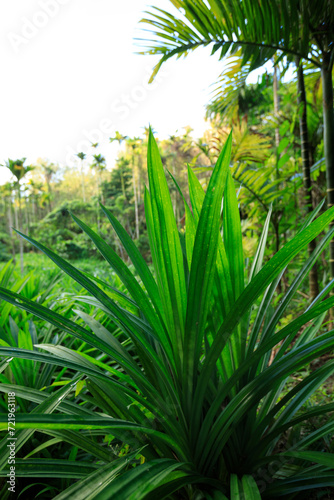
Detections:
[0, 130, 334, 499]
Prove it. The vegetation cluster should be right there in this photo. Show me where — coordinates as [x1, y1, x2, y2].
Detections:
[1, 1, 334, 498]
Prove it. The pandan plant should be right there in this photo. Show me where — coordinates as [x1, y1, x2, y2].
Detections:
[1, 130, 334, 499]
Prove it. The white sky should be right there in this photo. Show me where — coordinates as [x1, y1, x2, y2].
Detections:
[0, 0, 269, 184]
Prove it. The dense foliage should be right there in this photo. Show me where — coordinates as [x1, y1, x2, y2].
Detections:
[1, 1, 334, 498]
[0, 69, 328, 287]
[0, 131, 334, 499]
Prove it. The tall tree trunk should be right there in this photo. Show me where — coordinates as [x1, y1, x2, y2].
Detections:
[17, 183, 24, 275]
[7, 196, 16, 263]
[296, 58, 319, 298]
[98, 170, 104, 205]
[47, 182, 52, 212]
[273, 63, 280, 148]
[121, 170, 126, 199]
[25, 201, 30, 236]
[322, 53, 334, 284]
[14, 204, 19, 235]
[35, 196, 39, 221]
[137, 156, 142, 203]
[273, 62, 282, 294]
[95, 173, 100, 231]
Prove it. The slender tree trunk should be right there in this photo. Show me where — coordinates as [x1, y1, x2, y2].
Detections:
[322, 54, 334, 284]
[14, 204, 19, 234]
[98, 170, 104, 205]
[17, 183, 24, 274]
[273, 62, 282, 294]
[121, 171, 126, 199]
[95, 173, 100, 231]
[35, 196, 39, 221]
[47, 182, 52, 212]
[7, 196, 16, 263]
[296, 57, 319, 298]
[137, 157, 142, 203]
[273, 63, 280, 148]
[25, 201, 30, 236]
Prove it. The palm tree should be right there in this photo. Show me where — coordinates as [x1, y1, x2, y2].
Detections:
[76, 152, 87, 202]
[139, 0, 334, 288]
[296, 58, 320, 297]
[27, 179, 44, 221]
[109, 131, 128, 145]
[2, 158, 34, 274]
[207, 54, 320, 297]
[0, 182, 16, 262]
[110, 133, 131, 203]
[40, 161, 56, 212]
[91, 153, 106, 203]
[128, 138, 143, 240]
[110, 132, 141, 239]
[91, 151, 106, 230]
[205, 52, 272, 122]
[139, 0, 334, 276]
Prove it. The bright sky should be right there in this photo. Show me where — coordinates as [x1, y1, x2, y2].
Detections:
[0, 0, 268, 184]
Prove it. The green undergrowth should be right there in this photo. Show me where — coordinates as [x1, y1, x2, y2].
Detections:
[0, 131, 334, 499]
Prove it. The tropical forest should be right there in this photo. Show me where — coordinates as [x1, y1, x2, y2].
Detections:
[0, 1, 334, 499]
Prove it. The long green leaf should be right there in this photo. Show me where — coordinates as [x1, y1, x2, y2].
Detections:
[94, 459, 182, 500]
[0, 379, 78, 471]
[146, 128, 187, 363]
[70, 212, 173, 365]
[183, 132, 231, 412]
[53, 454, 137, 500]
[0, 459, 98, 478]
[193, 205, 334, 436]
[0, 414, 185, 458]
